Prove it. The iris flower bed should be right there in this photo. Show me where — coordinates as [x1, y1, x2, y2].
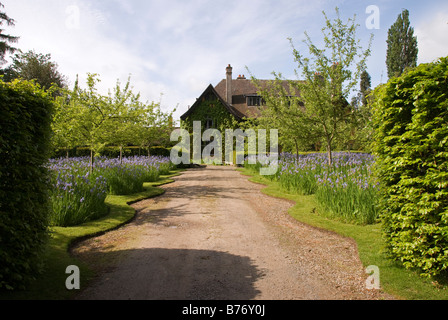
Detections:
[245, 152, 380, 225]
[47, 156, 175, 227]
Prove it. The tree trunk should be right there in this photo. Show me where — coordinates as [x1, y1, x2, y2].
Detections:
[90, 149, 94, 173]
[326, 138, 333, 167]
[294, 138, 299, 163]
[119, 146, 123, 164]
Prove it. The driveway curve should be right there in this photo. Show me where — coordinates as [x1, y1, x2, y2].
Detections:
[72, 166, 393, 300]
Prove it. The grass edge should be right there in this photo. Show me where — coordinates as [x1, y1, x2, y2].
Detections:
[0, 169, 184, 300]
[237, 167, 448, 300]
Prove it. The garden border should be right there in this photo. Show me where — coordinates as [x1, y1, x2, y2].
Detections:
[0, 170, 183, 300]
[237, 167, 448, 300]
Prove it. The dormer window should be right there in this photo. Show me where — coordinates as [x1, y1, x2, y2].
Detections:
[246, 95, 265, 107]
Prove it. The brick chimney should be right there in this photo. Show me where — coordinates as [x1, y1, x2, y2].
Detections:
[226, 64, 233, 105]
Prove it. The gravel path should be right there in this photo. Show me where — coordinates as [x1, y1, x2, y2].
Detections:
[72, 166, 394, 300]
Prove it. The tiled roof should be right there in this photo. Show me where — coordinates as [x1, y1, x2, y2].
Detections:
[180, 73, 301, 121]
[214, 78, 299, 118]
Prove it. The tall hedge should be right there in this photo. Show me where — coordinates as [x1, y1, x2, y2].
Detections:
[0, 79, 54, 290]
[51, 146, 172, 159]
[372, 57, 448, 277]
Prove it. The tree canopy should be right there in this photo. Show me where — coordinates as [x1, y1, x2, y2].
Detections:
[386, 9, 418, 79]
[252, 7, 372, 165]
[0, 2, 19, 65]
[2, 50, 67, 91]
[52, 73, 174, 168]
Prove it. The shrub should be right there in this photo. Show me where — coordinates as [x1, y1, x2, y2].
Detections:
[47, 156, 173, 227]
[245, 152, 380, 224]
[0, 79, 54, 290]
[47, 161, 109, 227]
[96, 160, 151, 195]
[52, 146, 147, 159]
[372, 57, 448, 277]
[98, 146, 143, 158]
[315, 154, 379, 225]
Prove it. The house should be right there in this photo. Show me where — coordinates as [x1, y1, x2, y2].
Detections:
[180, 64, 296, 129]
[180, 64, 354, 156]
[179, 64, 303, 161]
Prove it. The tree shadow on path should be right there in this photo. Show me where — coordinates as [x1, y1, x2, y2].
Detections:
[75, 247, 265, 300]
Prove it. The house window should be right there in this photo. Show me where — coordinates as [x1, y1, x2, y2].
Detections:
[205, 118, 214, 130]
[247, 95, 264, 107]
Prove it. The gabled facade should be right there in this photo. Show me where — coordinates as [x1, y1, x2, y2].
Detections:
[180, 64, 296, 129]
[180, 83, 245, 127]
[179, 65, 306, 160]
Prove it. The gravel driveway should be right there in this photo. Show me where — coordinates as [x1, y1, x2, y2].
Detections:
[72, 166, 394, 300]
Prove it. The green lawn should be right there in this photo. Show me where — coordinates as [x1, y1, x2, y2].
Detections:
[238, 167, 448, 300]
[0, 170, 183, 300]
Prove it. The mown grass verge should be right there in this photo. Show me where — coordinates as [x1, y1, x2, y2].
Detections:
[238, 167, 448, 300]
[0, 170, 183, 300]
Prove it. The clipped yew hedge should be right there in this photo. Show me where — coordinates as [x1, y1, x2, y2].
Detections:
[373, 57, 448, 277]
[0, 79, 54, 290]
[52, 146, 171, 159]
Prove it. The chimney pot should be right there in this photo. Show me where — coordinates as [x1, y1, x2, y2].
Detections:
[226, 64, 233, 105]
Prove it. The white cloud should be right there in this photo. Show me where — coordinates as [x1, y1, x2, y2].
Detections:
[0, 0, 347, 122]
[415, 10, 448, 64]
[3, 1, 160, 97]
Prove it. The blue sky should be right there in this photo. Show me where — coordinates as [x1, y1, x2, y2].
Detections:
[2, 0, 448, 123]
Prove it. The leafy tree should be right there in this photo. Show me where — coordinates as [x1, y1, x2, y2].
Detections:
[52, 78, 82, 157]
[386, 9, 418, 78]
[52, 73, 173, 168]
[253, 8, 372, 165]
[0, 2, 19, 65]
[105, 77, 170, 162]
[351, 70, 376, 151]
[2, 50, 67, 91]
[135, 106, 175, 156]
[360, 70, 371, 107]
[250, 76, 319, 158]
[56, 74, 129, 170]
